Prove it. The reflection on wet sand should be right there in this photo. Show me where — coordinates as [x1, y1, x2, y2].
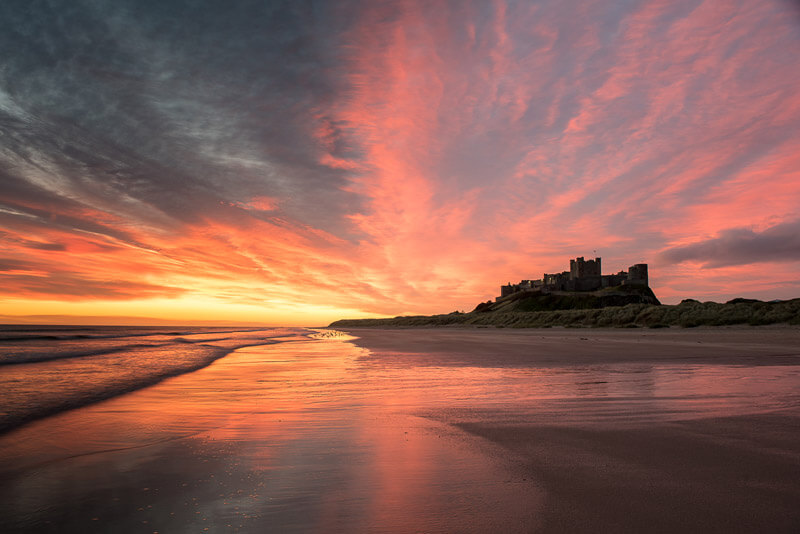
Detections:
[2, 328, 799, 532]
[0, 333, 540, 533]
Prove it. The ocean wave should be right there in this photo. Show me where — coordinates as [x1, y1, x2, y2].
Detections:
[0, 338, 289, 436]
[0, 328, 278, 366]
[0, 327, 269, 343]
[0, 344, 166, 366]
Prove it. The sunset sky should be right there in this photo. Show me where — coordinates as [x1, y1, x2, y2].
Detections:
[1, 0, 799, 326]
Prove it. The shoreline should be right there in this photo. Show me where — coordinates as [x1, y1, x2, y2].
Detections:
[0, 326, 299, 437]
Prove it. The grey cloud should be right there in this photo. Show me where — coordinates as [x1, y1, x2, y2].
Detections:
[0, 0, 364, 237]
[659, 220, 800, 267]
[0, 258, 36, 272]
[0, 166, 153, 249]
[0, 231, 65, 251]
[25, 241, 66, 251]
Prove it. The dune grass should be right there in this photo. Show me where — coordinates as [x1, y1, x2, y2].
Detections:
[329, 298, 800, 329]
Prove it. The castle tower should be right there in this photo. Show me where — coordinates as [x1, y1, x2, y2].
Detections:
[569, 257, 601, 280]
[627, 264, 648, 285]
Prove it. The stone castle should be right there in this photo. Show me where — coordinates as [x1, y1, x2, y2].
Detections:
[499, 257, 649, 300]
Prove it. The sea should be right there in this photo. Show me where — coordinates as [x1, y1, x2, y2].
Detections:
[0, 325, 300, 435]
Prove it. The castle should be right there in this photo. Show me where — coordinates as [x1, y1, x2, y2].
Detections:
[499, 257, 649, 299]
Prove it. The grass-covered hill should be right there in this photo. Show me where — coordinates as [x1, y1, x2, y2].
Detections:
[329, 294, 800, 329]
[474, 285, 661, 313]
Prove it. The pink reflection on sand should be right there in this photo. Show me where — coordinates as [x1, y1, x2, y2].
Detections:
[1, 330, 799, 531]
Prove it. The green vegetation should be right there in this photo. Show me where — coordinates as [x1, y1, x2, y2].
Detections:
[330, 297, 800, 329]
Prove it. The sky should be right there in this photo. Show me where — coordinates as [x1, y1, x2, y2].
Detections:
[1, 0, 799, 326]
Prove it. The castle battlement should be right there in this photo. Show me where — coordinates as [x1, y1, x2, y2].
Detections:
[499, 257, 649, 300]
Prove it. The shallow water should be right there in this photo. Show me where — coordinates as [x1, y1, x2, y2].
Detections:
[0, 326, 296, 433]
[1, 328, 799, 532]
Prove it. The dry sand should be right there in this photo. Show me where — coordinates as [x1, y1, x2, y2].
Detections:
[341, 326, 800, 533]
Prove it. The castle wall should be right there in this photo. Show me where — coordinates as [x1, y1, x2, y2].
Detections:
[571, 275, 602, 291]
[602, 272, 627, 288]
[543, 271, 570, 291]
[500, 284, 516, 297]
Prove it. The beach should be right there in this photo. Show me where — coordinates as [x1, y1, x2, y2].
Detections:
[344, 327, 800, 532]
[1, 326, 799, 532]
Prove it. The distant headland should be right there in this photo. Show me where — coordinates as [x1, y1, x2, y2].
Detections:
[330, 256, 800, 328]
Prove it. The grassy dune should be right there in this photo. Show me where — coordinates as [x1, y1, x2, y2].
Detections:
[330, 297, 800, 329]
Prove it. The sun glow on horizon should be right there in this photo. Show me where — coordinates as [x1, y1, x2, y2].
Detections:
[0, 296, 383, 327]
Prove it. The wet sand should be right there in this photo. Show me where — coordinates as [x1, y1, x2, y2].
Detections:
[2, 326, 799, 533]
[342, 325, 800, 367]
[343, 326, 800, 533]
[0, 331, 540, 533]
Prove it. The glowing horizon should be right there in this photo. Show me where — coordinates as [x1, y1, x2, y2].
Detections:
[1, 0, 799, 325]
